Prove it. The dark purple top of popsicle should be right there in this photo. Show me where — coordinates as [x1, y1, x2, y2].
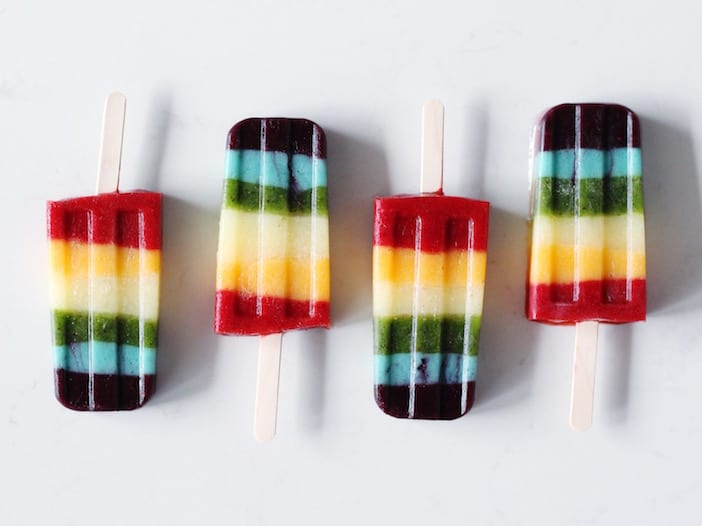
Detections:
[227, 118, 327, 158]
[537, 104, 641, 151]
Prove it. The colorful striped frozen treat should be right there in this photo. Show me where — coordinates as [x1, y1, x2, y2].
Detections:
[47, 191, 161, 410]
[215, 118, 329, 440]
[527, 103, 645, 323]
[215, 118, 329, 335]
[373, 194, 489, 419]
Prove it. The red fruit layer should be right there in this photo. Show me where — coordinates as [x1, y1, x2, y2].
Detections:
[374, 194, 489, 253]
[215, 290, 330, 335]
[527, 279, 646, 324]
[47, 191, 162, 250]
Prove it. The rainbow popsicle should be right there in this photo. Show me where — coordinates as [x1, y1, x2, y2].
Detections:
[47, 93, 162, 411]
[373, 101, 490, 420]
[215, 118, 329, 335]
[527, 103, 645, 323]
[48, 192, 161, 410]
[373, 195, 488, 418]
[526, 103, 645, 430]
[214, 117, 329, 440]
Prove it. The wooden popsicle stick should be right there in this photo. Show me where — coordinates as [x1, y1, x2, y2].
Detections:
[254, 333, 283, 442]
[96, 92, 127, 194]
[570, 321, 599, 431]
[420, 100, 444, 194]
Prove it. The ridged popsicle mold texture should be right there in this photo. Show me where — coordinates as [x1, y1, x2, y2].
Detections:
[215, 118, 330, 335]
[373, 194, 489, 419]
[47, 191, 162, 410]
[527, 103, 646, 324]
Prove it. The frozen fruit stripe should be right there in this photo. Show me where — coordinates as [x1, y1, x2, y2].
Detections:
[529, 215, 645, 283]
[216, 211, 329, 299]
[527, 104, 645, 323]
[223, 151, 327, 213]
[222, 118, 327, 215]
[532, 149, 643, 216]
[373, 195, 489, 419]
[47, 191, 161, 410]
[215, 118, 330, 335]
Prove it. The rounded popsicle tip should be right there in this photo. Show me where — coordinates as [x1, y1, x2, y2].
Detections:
[569, 413, 593, 432]
[422, 99, 444, 113]
[106, 91, 127, 104]
[254, 425, 276, 443]
[534, 103, 641, 152]
[226, 117, 327, 159]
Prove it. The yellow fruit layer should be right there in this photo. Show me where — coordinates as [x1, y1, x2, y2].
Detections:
[216, 209, 329, 301]
[529, 214, 645, 284]
[216, 258, 329, 301]
[373, 247, 486, 286]
[49, 240, 160, 318]
[49, 240, 160, 277]
[373, 246, 487, 317]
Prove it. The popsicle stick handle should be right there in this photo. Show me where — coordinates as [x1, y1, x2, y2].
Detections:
[570, 321, 599, 431]
[254, 333, 283, 442]
[96, 92, 127, 194]
[420, 100, 444, 194]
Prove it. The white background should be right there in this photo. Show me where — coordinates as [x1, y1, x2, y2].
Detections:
[2, 1, 702, 524]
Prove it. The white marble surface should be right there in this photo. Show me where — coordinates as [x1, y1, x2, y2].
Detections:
[2, 0, 702, 524]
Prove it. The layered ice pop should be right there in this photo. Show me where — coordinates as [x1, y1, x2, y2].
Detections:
[373, 101, 490, 419]
[215, 118, 329, 334]
[215, 118, 329, 440]
[47, 93, 162, 410]
[527, 103, 645, 429]
[48, 192, 161, 410]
